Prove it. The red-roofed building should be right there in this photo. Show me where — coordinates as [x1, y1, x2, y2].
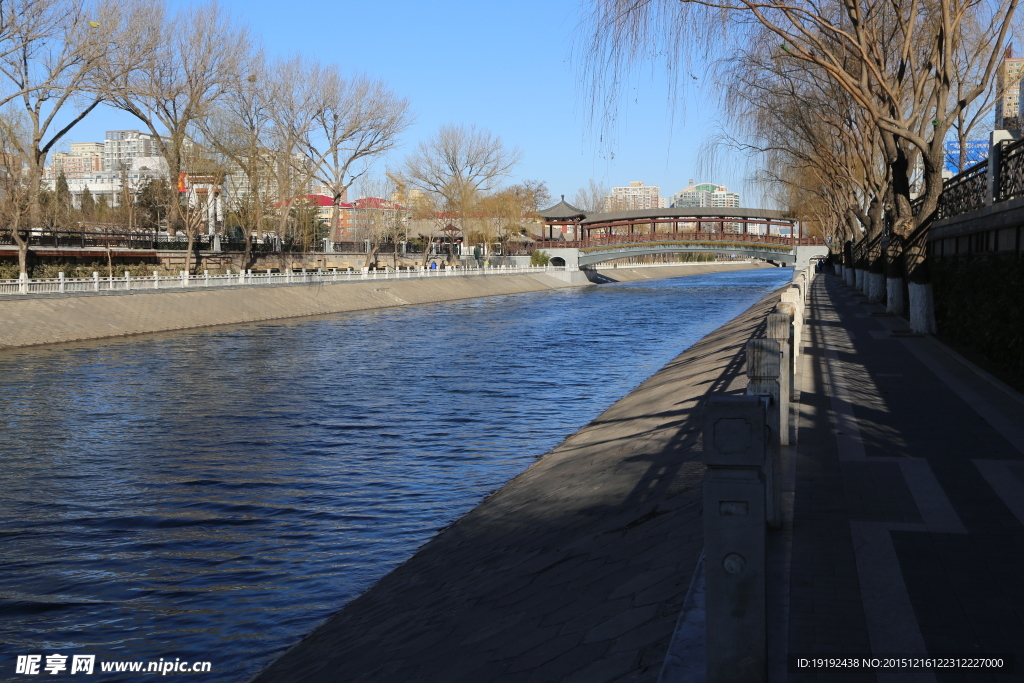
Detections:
[272, 194, 354, 240]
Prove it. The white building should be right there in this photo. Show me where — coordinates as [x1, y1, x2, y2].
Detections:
[605, 181, 664, 211]
[671, 180, 740, 209]
[102, 130, 159, 172]
[54, 156, 169, 208]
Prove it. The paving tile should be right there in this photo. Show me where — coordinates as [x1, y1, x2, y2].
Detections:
[787, 274, 1024, 678]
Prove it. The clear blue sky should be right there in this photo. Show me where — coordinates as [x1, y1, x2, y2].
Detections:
[66, 0, 756, 206]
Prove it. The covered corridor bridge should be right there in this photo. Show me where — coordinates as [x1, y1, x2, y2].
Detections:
[536, 205, 824, 268]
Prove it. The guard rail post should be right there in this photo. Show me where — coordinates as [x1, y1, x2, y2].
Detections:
[766, 313, 792, 446]
[776, 302, 799, 401]
[745, 339, 782, 529]
[780, 287, 803, 357]
[703, 394, 769, 683]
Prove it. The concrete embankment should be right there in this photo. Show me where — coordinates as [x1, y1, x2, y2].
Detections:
[0, 262, 764, 349]
[249, 284, 781, 683]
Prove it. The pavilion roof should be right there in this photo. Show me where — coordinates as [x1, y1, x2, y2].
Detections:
[540, 195, 585, 220]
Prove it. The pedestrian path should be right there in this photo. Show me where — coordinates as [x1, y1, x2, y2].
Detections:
[782, 272, 1024, 682]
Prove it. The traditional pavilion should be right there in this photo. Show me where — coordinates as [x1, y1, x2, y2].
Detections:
[539, 196, 586, 241]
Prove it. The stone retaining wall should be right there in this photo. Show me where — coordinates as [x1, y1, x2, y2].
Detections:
[0, 262, 764, 349]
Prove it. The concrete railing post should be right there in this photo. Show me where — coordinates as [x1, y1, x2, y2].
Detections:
[124, 271, 131, 291]
[93, 271, 100, 292]
[745, 339, 782, 528]
[776, 302, 799, 401]
[19, 271, 28, 294]
[766, 312, 792, 446]
[703, 395, 768, 683]
[204, 270, 210, 286]
[153, 271, 159, 289]
[180, 270, 188, 287]
[780, 287, 803, 357]
[58, 272, 65, 294]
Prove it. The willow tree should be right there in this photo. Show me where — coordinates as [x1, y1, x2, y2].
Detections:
[585, 0, 1021, 332]
[712, 32, 896, 303]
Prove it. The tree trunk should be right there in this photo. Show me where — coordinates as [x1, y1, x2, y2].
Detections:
[185, 229, 195, 275]
[885, 234, 907, 316]
[11, 222, 29, 276]
[363, 242, 379, 270]
[904, 225, 936, 333]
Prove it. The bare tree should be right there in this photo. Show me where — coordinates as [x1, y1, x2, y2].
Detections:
[585, 0, 1022, 331]
[0, 0, 157, 256]
[0, 114, 33, 274]
[351, 176, 405, 269]
[405, 124, 522, 262]
[303, 67, 412, 235]
[264, 56, 321, 249]
[572, 179, 609, 213]
[108, 0, 249, 273]
[198, 50, 276, 267]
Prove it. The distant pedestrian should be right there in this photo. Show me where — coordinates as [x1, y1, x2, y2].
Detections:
[430, 261, 437, 270]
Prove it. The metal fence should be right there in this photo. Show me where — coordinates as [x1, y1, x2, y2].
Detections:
[922, 136, 1024, 220]
[0, 264, 567, 296]
[937, 159, 988, 219]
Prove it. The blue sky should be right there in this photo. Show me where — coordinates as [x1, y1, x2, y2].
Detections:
[66, 0, 754, 206]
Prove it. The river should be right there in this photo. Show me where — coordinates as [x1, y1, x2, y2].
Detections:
[0, 267, 790, 681]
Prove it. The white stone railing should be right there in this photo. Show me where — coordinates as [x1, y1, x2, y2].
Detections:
[0, 264, 566, 296]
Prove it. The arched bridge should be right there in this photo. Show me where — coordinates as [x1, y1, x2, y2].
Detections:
[536, 207, 827, 268]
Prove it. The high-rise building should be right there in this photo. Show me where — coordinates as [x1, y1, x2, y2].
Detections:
[102, 130, 159, 172]
[996, 50, 1024, 131]
[605, 181, 663, 211]
[671, 180, 740, 208]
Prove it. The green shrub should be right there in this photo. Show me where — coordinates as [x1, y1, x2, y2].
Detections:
[530, 250, 551, 266]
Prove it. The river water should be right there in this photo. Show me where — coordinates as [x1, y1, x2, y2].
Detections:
[0, 267, 790, 681]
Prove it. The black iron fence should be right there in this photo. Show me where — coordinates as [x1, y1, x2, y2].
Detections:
[919, 136, 1024, 220]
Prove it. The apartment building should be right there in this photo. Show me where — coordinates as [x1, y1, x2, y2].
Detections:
[670, 180, 740, 209]
[605, 182, 665, 211]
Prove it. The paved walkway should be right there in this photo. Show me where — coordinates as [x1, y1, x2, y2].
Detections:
[250, 291, 780, 683]
[781, 272, 1024, 682]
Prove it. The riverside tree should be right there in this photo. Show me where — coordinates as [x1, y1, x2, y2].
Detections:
[404, 124, 522, 262]
[572, 179, 610, 214]
[0, 0, 157, 273]
[303, 67, 412, 237]
[585, 0, 1022, 332]
[108, 0, 250, 273]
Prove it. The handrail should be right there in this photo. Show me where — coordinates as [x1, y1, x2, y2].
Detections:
[0, 264, 568, 296]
